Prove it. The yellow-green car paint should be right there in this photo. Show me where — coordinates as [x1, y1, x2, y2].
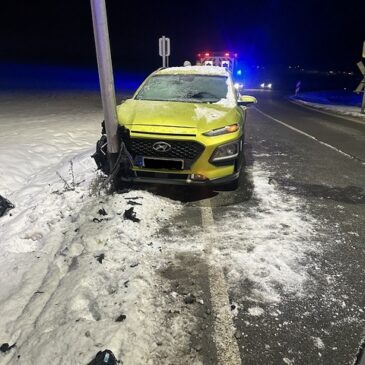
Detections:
[116, 66, 257, 185]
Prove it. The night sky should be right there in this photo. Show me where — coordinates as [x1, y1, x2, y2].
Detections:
[1, 0, 364, 73]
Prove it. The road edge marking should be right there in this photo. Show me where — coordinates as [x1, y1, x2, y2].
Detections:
[200, 200, 242, 365]
[254, 107, 365, 165]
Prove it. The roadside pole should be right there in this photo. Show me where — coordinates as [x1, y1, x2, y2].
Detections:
[354, 42, 365, 114]
[355, 60, 365, 114]
[159, 36, 171, 67]
[362, 41, 365, 114]
[90, 0, 120, 171]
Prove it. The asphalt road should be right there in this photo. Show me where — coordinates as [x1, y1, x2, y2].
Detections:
[153, 91, 365, 365]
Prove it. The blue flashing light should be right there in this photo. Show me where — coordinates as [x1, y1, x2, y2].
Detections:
[236, 69, 242, 76]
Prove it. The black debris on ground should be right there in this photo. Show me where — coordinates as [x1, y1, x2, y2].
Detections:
[123, 207, 140, 223]
[123, 280, 129, 288]
[95, 253, 105, 264]
[124, 196, 142, 200]
[115, 314, 127, 322]
[0, 343, 16, 353]
[126, 200, 142, 206]
[87, 349, 119, 365]
[130, 262, 139, 268]
[184, 293, 196, 305]
[0, 196, 14, 217]
[98, 208, 108, 216]
[93, 218, 103, 223]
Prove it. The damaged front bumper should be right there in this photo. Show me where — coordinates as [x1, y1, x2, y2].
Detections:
[120, 171, 240, 186]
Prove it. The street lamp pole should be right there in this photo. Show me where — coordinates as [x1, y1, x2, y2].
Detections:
[90, 0, 120, 171]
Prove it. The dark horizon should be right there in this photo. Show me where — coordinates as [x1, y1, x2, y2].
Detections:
[1, 0, 364, 73]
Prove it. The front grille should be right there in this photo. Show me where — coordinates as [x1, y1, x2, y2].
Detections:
[126, 138, 204, 160]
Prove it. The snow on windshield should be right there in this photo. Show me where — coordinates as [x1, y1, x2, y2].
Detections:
[158, 65, 229, 76]
[135, 75, 228, 103]
[215, 76, 236, 108]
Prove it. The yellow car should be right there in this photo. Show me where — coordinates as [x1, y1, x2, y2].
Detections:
[96, 66, 257, 188]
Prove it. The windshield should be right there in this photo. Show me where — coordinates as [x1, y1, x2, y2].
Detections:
[135, 75, 229, 103]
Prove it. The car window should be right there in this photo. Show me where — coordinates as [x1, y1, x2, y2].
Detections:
[135, 75, 228, 103]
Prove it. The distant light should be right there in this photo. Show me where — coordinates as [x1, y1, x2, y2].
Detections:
[197, 53, 201, 57]
[205, 52, 210, 57]
[225, 52, 230, 57]
[236, 69, 242, 76]
[260, 83, 265, 88]
[267, 83, 272, 89]
[234, 53, 238, 57]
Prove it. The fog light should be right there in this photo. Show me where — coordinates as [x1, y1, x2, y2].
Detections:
[211, 141, 239, 162]
[190, 174, 208, 181]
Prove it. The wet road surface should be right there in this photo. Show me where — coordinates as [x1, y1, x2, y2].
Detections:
[151, 91, 365, 365]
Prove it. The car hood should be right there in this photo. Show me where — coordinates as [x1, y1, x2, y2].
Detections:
[117, 99, 240, 134]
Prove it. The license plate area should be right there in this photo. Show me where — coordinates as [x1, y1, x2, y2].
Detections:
[141, 157, 184, 170]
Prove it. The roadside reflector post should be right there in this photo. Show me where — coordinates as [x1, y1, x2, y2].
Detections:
[91, 0, 120, 172]
[159, 36, 171, 68]
[355, 60, 365, 114]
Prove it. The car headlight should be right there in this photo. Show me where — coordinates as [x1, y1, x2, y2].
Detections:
[211, 141, 239, 162]
[267, 83, 272, 89]
[203, 124, 239, 137]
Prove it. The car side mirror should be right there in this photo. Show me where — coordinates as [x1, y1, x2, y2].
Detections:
[237, 95, 257, 107]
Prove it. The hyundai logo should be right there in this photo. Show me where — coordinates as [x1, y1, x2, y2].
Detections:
[153, 141, 171, 152]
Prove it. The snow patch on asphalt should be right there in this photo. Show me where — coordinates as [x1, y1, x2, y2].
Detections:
[312, 336, 325, 349]
[248, 307, 265, 316]
[214, 163, 318, 304]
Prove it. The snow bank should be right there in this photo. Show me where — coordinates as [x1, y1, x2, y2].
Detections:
[291, 91, 365, 119]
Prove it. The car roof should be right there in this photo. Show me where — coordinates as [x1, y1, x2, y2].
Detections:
[154, 66, 230, 77]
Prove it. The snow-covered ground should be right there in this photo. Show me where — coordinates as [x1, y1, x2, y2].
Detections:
[0, 93, 192, 364]
[0, 92, 102, 196]
[291, 91, 365, 119]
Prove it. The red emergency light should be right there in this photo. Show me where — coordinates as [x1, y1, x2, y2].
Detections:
[204, 52, 210, 57]
[225, 52, 230, 57]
